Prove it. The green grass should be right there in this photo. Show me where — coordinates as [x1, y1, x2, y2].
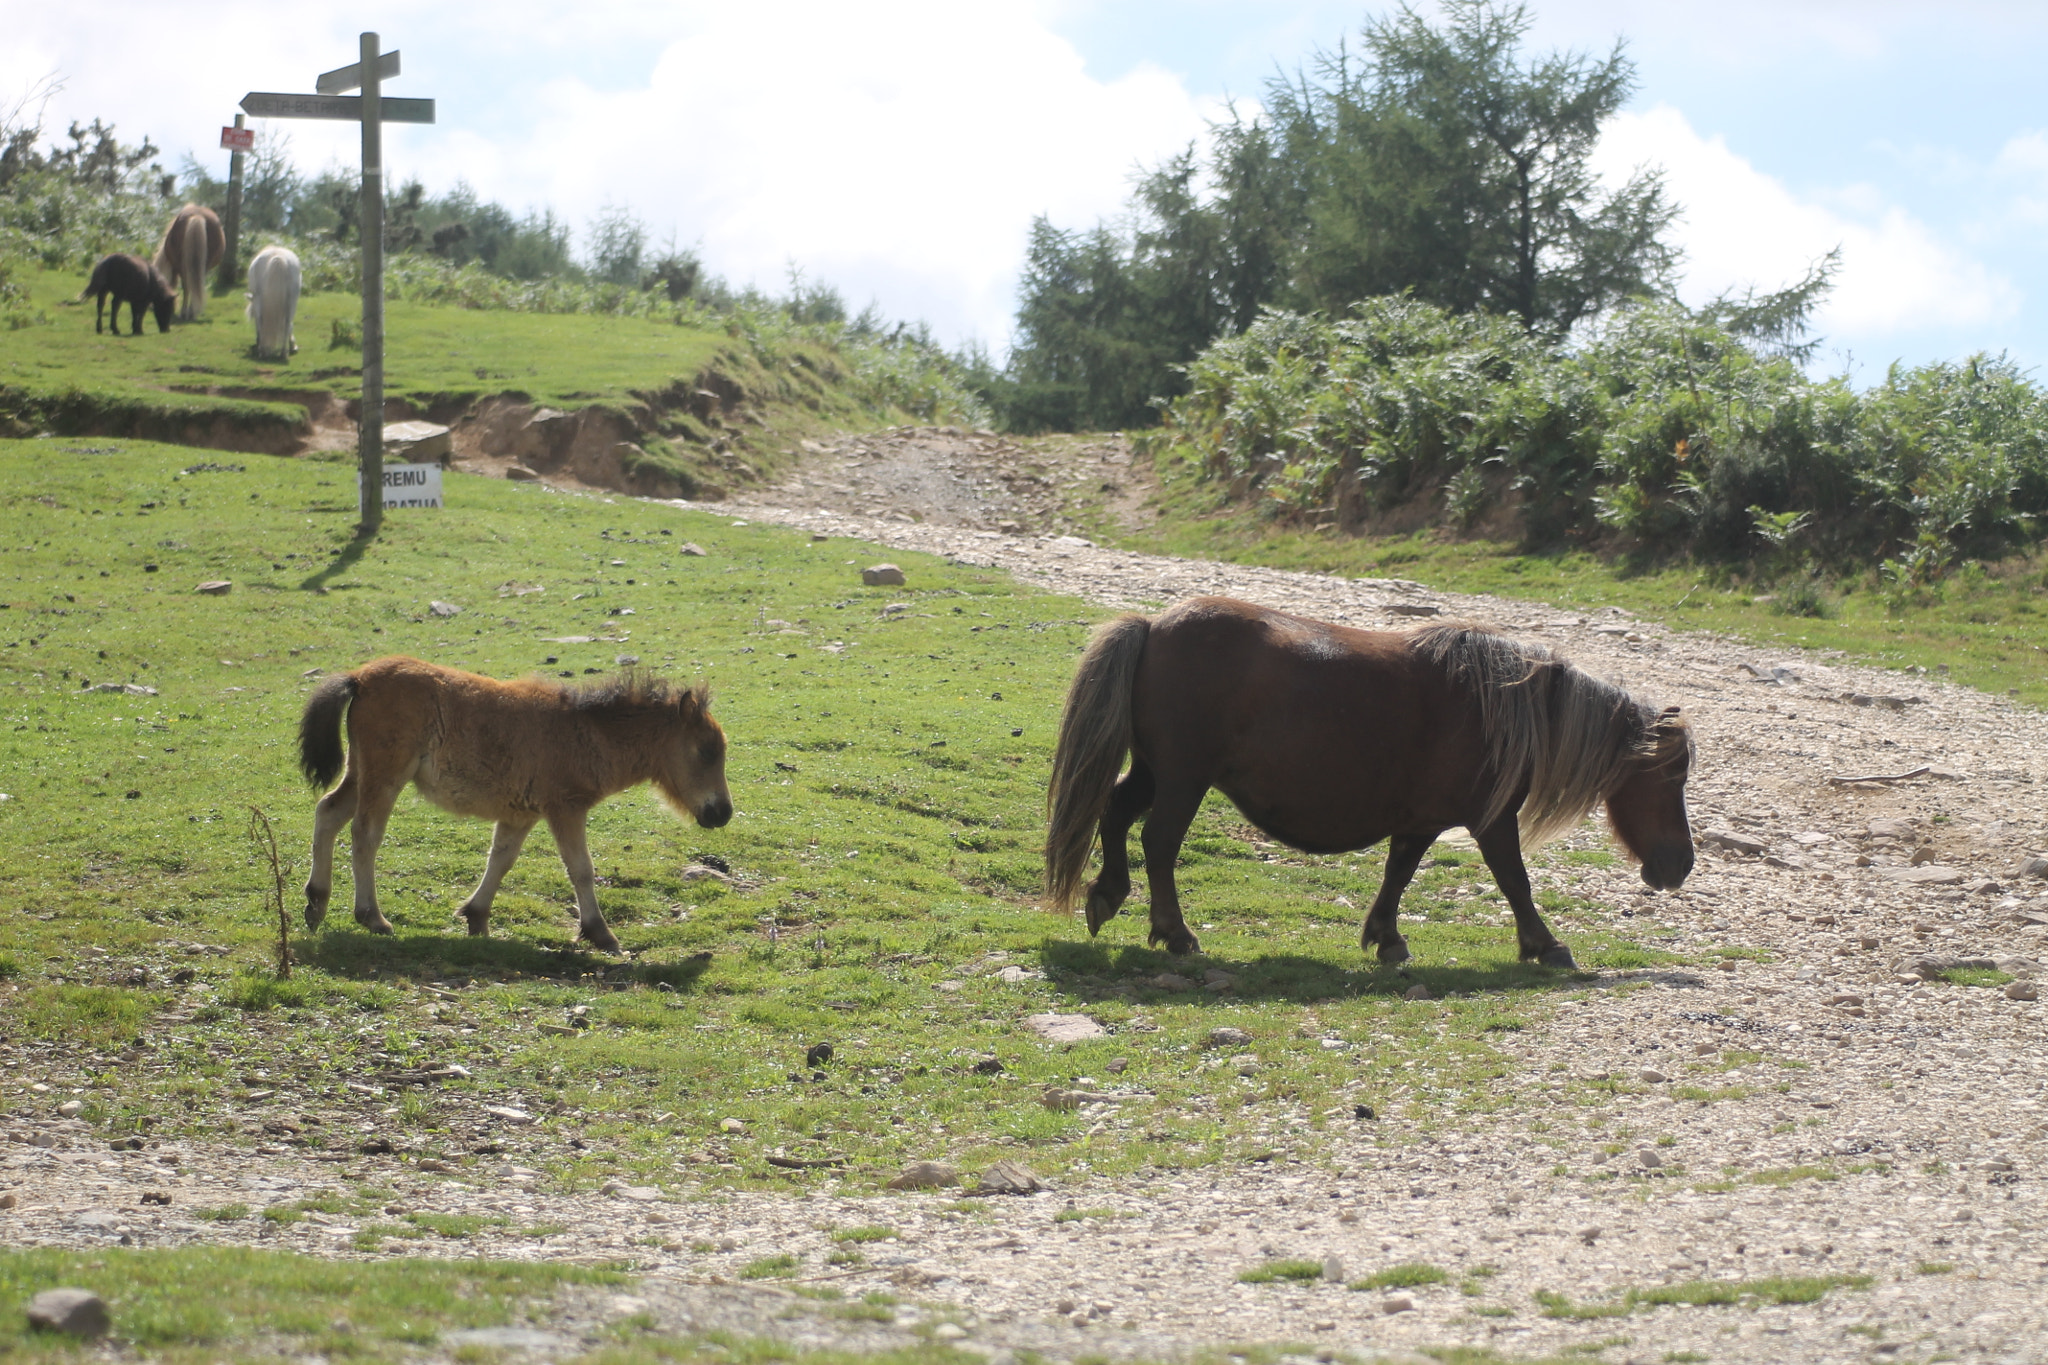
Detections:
[0, 1247, 620, 1362]
[1536, 1275, 1872, 1318]
[406, 1212, 510, 1239]
[829, 1226, 898, 1243]
[192, 1203, 250, 1222]
[738, 1255, 800, 1280]
[1915, 1261, 1955, 1275]
[0, 266, 953, 497]
[1237, 1259, 1327, 1284]
[1103, 451, 2048, 711]
[1746, 1165, 1839, 1188]
[1351, 1262, 1449, 1290]
[1935, 967, 2015, 989]
[6, 263, 711, 409]
[0, 438, 1693, 1187]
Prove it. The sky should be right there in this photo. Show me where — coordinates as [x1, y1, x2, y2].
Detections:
[6, 1, 2047, 378]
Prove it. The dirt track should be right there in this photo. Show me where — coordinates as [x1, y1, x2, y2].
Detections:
[6, 429, 2046, 1365]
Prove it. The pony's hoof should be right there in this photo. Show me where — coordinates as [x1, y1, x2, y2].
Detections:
[304, 903, 327, 931]
[1374, 939, 1412, 967]
[1535, 944, 1577, 969]
[354, 912, 395, 936]
[1083, 889, 1122, 936]
[1149, 927, 1202, 956]
[458, 906, 490, 937]
[580, 927, 623, 954]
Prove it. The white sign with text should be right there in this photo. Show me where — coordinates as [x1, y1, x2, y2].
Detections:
[382, 462, 443, 509]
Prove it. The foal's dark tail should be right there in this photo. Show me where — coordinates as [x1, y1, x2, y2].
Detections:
[297, 672, 359, 788]
[1044, 613, 1150, 911]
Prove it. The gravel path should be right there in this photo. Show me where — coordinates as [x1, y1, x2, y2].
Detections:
[5, 431, 2046, 1365]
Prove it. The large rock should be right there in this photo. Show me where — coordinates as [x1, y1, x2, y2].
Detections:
[1022, 1013, 1106, 1043]
[862, 563, 907, 587]
[885, 1160, 959, 1190]
[1700, 830, 1767, 856]
[1879, 865, 1964, 886]
[976, 1160, 1043, 1195]
[382, 421, 451, 462]
[27, 1289, 108, 1338]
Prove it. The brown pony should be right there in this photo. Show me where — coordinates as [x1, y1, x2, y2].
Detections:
[298, 658, 733, 952]
[1045, 597, 1694, 967]
[153, 204, 225, 321]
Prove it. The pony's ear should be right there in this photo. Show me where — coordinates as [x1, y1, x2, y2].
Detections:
[673, 686, 705, 718]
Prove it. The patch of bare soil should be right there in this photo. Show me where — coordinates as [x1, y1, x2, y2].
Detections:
[7, 428, 2046, 1365]
[757, 426, 1156, 537]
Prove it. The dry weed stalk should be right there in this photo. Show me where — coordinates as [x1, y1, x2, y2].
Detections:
[247, 806, 293, 978]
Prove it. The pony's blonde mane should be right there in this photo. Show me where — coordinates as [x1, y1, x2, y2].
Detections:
[1412, 623, 1685, 846]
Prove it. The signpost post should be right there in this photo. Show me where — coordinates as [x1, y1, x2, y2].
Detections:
[216, 115, 250, 294]
[240, 37, 435, 532]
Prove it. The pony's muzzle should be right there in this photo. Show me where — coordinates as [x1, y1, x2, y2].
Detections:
[698, 795, 734, 829]
[1640, 842, 1694, 890]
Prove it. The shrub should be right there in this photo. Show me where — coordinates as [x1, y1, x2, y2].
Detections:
[1154, 295, 2048, 572]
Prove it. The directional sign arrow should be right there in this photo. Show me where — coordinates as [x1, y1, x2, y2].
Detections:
[315, 49, 400, 95]
[240, 92, 435, 124]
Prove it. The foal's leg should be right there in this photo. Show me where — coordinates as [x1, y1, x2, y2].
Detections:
[458, 818, 537, 937]
[1137, 781, 1206, 956]
[303, 772, 358, 930]
[546, 809, 621, 954]
[1359, 832, 1436, 966]
[1085, 759, 1155, 936]
[347, 775, 408, 935]
[1473, 816, 1575, 968]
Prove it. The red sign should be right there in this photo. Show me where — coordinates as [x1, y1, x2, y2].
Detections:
[220, 126, 254, 151]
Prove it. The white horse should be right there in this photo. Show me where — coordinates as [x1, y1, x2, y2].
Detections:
[245, 246, 301, 361]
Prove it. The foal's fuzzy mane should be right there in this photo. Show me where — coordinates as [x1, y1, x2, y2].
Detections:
[560, 671, 708, 717]
[1410, 623, 1686, 846]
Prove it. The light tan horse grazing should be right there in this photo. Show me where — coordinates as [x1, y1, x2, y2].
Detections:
[297, 658, 733, 953]
[153, 204, 225, 321]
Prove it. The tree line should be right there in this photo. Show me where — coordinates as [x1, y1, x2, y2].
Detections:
[981, 0, 1676, 433]
[967, 1, 2048, 585]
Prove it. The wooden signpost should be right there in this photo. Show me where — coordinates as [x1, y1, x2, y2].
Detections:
[216, 116, 250, 294]
[241, 35, 437, 532]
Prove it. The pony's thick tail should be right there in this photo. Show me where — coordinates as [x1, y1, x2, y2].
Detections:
[1044, 613, 1150, 911]
[151, 220, 177, 285]
[180, 216, 206, 318]
[297, 673, 359, 789]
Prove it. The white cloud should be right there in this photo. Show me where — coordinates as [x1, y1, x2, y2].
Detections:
[483, 3, 1212, 346]
[1594, 104, 2013, 338]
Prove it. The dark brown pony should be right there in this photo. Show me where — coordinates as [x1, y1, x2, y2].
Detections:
[1045, 597, 1694, 967]
[81, 254, 176, 334]
[298, 657, 733, 952]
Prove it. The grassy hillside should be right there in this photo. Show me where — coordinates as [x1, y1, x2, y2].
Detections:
[8, 263, 735, 407]
[0, 264, 976, 491]
[0, 438, 1694, 1192]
